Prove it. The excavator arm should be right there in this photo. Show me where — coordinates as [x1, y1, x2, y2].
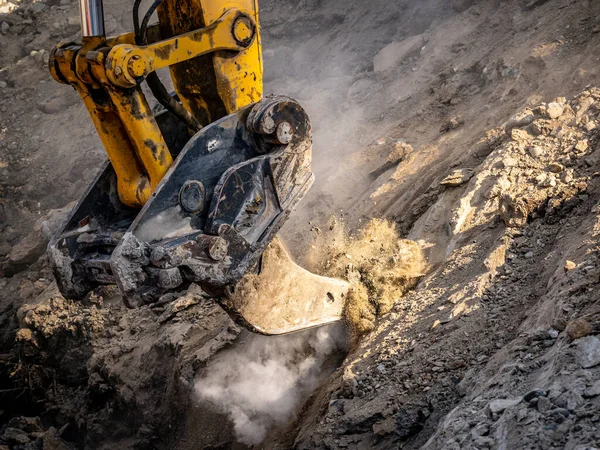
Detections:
[47, 0, 349, 334]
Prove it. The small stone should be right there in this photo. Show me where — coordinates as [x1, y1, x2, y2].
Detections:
[506, 110, 535, 131]
[564, 260, 577, 271]
[511, 128, 530, 142]
[583, 380, 600, 398]
[0, 81, 7, 89]
[0, 21, 9, 34]
[376, 364, 387, 374]
[529, 146, 543, 158]
[537, 173, 556, 188]
[566, 318, 592, 340]
[548, 162, 564, 173]
[562, 169, 574, 183]
[547, 328, 559, 339]
[548, 408, 570, 421]
[440, 116, 464, 133]
[537, 396, 552, 413]
[575, 336, 600, 368]
[575, 140, 589, 152]
[525, 251, 534, 259]
[586, 121, 597, 132]
[547, 102, 564, 119]
[472, 436, 494, 448]
[503, 157, 518, 168]
[524, 389, 547, 402]
[487, 397, 522, 415]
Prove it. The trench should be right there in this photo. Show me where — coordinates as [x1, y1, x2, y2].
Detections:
[174, 325, 349, 449]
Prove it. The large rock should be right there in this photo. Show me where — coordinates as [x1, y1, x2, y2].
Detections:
[575, 336, 600, 369]
[4, 204, 73, 275]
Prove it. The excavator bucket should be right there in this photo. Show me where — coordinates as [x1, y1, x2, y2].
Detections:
[222, 238, 350, 335]
[48, 97, 349, 333]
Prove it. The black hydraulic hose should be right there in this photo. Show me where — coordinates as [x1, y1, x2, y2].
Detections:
[132, 0, 201, 132]
[139, 0, 162, 45]
[133, 0, 143, 41]
[146, 72, 202, 132]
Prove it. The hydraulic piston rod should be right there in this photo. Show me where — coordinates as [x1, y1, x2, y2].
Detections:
[79, 0, 105, 37]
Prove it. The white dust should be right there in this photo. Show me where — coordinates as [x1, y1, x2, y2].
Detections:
[194, 326, 345, 445]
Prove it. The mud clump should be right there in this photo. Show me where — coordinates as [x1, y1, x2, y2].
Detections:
[316, 219, 426, 337]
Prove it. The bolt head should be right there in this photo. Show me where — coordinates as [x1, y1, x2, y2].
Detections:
[275, 121, 293, 144]
[179, 181, 205, 213]
[233, 15, 254, 47]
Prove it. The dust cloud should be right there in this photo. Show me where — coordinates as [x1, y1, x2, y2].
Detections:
[194, 326, 346, 445]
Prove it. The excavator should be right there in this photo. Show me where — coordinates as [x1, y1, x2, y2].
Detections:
[47, 0, 350, 334]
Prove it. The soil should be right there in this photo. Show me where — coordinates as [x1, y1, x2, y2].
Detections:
[3, 0, 600, 449]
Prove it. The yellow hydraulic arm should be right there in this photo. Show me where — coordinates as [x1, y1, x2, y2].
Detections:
[49, 0, 263, 208]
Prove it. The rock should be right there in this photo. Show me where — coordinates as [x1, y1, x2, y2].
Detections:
[547, 102, 564, 119]
[59, 0, 71, 5]
[548, 162, 564, 173]
[523, 389, 547, 402]
[525, 251, 534, 259]
[440, 116, 465, 133]
[548, 408, 570, 421]
[373, 34, 428, 72]
[472, 436, 494, 448]
[43, 427, 70, 450]
[376, 364, 387, 374]
[564, 260, 577, 271]
[7, 417, 43, 434]
[1, 21, 9, 35]
[575, 140, 589, 152]
[511, 128, 531, 142]
[5, 205, 72, 275]
[158, 295, 200, 323]
[529, 146, 543, 158]
[503, 157, 518, 168]
[583, 380, 600, 398]
[537, 173, 556, 188]
[0, 1, 17, 14]
[506, 110, 535, 131]
[440, 168, 475, 187]
[537, 396, 552, 413]
[2, 427, 30, 445]
[372, 416, 396, 436]
[0, 81, 7, 89]
[575, 336, 600, 368]
[547, 328, 559, 339]
[486, 397, 522, 415]
[395, 403, 429, 440]
[555, 390, 583, 411]
[566, 319, 592, 340]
